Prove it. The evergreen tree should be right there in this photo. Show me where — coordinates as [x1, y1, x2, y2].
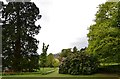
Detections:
[2, 2, 41, 72]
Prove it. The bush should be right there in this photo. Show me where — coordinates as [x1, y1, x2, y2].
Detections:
[59, 53, 99, 75]
[59, 58, 70, 74]
[68, 58, 80, 75]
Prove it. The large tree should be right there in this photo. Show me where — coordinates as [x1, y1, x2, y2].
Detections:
[87, 2, 120, 63]
[2, 2, 41, 72]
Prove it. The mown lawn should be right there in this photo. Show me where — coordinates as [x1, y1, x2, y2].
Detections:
[1, 67, 120, 79]
[2, 67, 56, 76]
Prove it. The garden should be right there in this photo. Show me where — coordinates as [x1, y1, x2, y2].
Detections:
[1, 0, 120, 79]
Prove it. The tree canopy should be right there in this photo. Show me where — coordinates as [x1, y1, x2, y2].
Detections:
[40, 43, 49, 68]
[87, 2, 120, 63]
[2, 2, 41, 72]
[46, 53, 54, 67]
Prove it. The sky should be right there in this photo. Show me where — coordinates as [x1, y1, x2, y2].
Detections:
[33, 0, 106, 54]
[1, 0, 107, 54]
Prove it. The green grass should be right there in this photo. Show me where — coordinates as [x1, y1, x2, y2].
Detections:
[37, 68, 119, 77]
[1, 67, 120, 79]
[38, 67, 55, 74]
[2, 68, 119, 77]
[2, 67, 56, 76]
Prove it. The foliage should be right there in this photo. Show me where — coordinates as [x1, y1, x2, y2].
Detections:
[2, 2, 41, 72]
[52, 58, 60, 67]
[59, 57, 70, 74]
[46, 53, 54, 67]
[59, 48, 99, 75]
[73, 46, 78, 54]
[40, 43, 49, 67]
[87, 2, 120, 63]
[60, 48, 72, 58]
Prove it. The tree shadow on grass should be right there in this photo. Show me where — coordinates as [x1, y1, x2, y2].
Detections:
[97, 65, 120, 76]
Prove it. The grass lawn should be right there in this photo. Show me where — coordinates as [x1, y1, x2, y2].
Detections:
[2, 67, 55, 76]
[1, 68, 120, 79]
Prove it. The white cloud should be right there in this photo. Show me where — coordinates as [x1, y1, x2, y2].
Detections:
[34, 0, 106, 54]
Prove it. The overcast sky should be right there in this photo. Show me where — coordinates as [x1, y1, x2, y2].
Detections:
[2, 0, 106, 54]
[33, 0, 107, 54]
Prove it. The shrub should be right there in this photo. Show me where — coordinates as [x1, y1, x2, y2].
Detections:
[68, 58, 80, 75]
[59, 53, 99, 75]
[59, 57, 70, 74]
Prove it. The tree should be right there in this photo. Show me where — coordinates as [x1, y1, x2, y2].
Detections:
[52, 58, 60, 67]
[40, 43, 49, 68]
[87, 2, 120, 63]
[60, 48, 72, 58]
[0, 1, 3, 72]
[46, 53, 54, 67]
[2, 2, 41, 72]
